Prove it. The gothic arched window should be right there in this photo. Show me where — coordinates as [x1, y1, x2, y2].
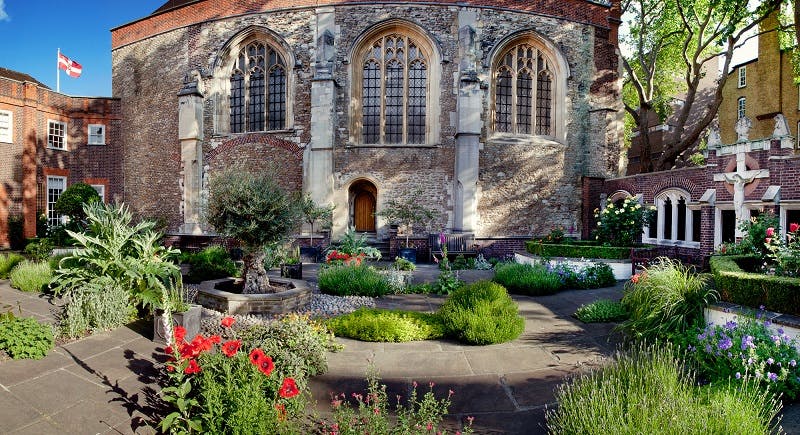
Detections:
[493, 43, 554, 136]
[229, 41, 286, 133]
[352, 24, 438, 145]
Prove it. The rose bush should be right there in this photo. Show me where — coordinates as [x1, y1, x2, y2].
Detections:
[593, 197, 654, 247]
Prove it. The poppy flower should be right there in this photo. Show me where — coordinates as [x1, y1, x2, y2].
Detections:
[163, 345, 173, 355]
[209, 335, 222, 345]
[173, 326, 187, 343]
[249, 348, 265, 365]
[221, 340, 241, 357]
[790, 223, 800, 233]
[257, 355, 275, 376]
[184, 359, 201, 374]
[221, 317, 236, 328]
[279, 377, 300, 398]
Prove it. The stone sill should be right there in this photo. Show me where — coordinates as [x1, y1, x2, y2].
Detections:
[705, 302, 800, 346]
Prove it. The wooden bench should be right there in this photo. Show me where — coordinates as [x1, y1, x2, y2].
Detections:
[428, 233, 476, 262]
[630, 247, 659, 275]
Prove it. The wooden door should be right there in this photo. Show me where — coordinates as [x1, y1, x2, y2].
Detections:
[354, 192, 376, 232]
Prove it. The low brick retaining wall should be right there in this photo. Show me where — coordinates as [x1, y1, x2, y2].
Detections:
[196, 277, 311, 315]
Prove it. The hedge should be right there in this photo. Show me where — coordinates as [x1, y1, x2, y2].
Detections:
[525, 241, 644, 260]
[709, 255, 800, 316]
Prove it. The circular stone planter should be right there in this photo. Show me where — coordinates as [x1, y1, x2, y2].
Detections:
[196, 277, 311, 315]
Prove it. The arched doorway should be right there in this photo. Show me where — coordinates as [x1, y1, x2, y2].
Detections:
[349, 180, 377, 232]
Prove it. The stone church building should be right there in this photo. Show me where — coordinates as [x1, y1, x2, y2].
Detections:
[109, 0, 624, 250]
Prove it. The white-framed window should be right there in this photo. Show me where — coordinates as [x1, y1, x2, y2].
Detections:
[737, 97, 746, 120]
[88, 124, 105, 145]
[780, 204, 800, 240]
[737, 65, 746, 88]
[90, 184, 106, 202]
[47, 120, 67, 150]
[643, 189, 700, 247]
[0, 110, 12, 143]
[46, 176, 67, 227]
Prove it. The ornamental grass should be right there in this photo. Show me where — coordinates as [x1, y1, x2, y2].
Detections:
[9, 260, 52, 292]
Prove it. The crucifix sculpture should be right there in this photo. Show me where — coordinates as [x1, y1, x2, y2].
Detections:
[712, 144, 769, 237]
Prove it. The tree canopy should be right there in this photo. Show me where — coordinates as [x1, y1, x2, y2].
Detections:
[622, 0, 782, 172]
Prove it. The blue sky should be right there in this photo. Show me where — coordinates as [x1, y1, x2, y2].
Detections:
[0, 0, 166, 96]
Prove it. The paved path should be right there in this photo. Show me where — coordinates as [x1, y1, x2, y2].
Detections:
[1, 264, 798, 434]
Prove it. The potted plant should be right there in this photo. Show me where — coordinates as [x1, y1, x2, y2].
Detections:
[300, 195, 335, 263]
[376, 189, 438, 264]
[280, 246, 303, 279]
[154, 285, 201, 344]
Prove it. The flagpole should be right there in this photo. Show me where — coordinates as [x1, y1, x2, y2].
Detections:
[56, 48, 60, 93]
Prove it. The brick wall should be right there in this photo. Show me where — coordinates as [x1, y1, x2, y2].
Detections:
[0, 76, 122, 246]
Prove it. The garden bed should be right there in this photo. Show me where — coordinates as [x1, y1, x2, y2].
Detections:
[196, 277, 311, 315]
[514, 251, 631, 280]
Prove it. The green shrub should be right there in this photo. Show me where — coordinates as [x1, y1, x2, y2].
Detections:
[439, 280, 524, 345]
[574, 299, 629, 323]
[710, 255, 800, 316]
[183, 246, 240, 283]
[60, 281, 138, 338]
[493, 262, 562, 295]
[0, 315, 54, 359]
[526, 241, 638, 260]
[546, 343, 782, 434]
[593, 196, 655, 247]
[24, 237, 53, 261]
[326, 308, 445, 342]
[619, 258, 716, 341]
[9, 261, 52, 292]
[0, 252, 24, 279]
[318, 264, 391, 297]
[393, 256, 416, 271]
[54, 182, 101, 223]
[677, 311, 800, 401]
[237, 313, 341, 381]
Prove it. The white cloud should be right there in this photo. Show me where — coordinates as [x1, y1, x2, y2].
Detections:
[0, 0, 8, 22]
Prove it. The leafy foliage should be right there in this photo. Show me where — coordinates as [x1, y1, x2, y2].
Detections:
[327, 229, 382, 260]
[52, 202, 182, 335]
[393, 256, 416, 271]
[24, 237, 53, 261]
[439, 280, 524, 345]
[526, 241, 636, 259]
[0, 315, 54, 360]
[0, 252, 24, 279]
[492, 262, 562, 295]
[9, 261, 52, 292]
[619, 258, 716, 341]
[375, 189, 438, 248]
[326, 308, 446, 342]
[53, 182, 101, 224]
[60, 282, 138, 338]
[593, 197, 654, 247]
[182, 246, 240, 283]
[547, 342, 782, 434]
[318, 264, 391, 297]
[574, 299, 629, 323]
[301, 194, 334, 247]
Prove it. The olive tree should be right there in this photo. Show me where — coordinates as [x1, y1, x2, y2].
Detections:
[205, 169, 302, 293]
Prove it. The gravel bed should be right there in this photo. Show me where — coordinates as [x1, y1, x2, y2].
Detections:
[184, 282, 376, 333]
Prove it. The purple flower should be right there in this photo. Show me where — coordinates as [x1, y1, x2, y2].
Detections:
[438, 232, 446, 246]
[697, 332, 707, 341]
[705, 344, 713, 354]
[778, 328, 785, 334]
[735, 372, 742, 379]
[767, 357, 775, 365]
[791, 360, 797, 367]
[760, 305, 766, 311]
[768, 372, 778, 382]
[717, 337, 733, 351]
[748, 357, 755, 365]
[764, 320, 772, 327]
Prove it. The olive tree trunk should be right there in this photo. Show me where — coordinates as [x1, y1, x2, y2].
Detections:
[242, 249, 272, 294]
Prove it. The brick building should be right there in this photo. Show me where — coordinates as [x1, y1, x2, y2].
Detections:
[110, 0, 624, 250]
[718, 13, 800, 145]
[0, 68, 122, 248]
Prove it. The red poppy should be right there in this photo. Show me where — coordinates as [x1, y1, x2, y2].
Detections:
[163, 345, 173, 355]
[179, 342, 200, 359]
[278, 377, 299, 398]
[184, 359, 201, 374]
[257, 355, 275, 376]
[249, 348, 265, 365]
[221, 316, 236, 328]
[790, 223, 800, 233]
[209, 335, 222, 345]
[173, 326, 187, 343]
[221, 340, 241, 357]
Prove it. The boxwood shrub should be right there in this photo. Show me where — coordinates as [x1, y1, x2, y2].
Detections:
[182, 246, 240, 283]
[439, 280, 524, 345]
[710, 255, 800, 316]
[526, 241, 645, 260]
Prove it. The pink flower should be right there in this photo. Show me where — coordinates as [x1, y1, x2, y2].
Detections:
[790, 223, 799, 233]
[766, 238, 772, 245]
[438, 232, 446, 246]
[766, 227, 775, 237]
